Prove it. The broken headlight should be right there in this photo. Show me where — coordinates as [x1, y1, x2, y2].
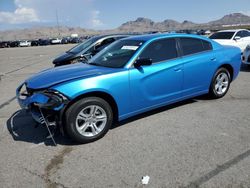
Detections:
[18, 83, 29, 100]
[33, 90, 68, 109]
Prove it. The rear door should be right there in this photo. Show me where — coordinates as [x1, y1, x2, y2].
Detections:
[178, 37, 215, 97]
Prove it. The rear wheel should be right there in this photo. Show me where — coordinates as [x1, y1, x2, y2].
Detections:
[65, 97, 113, 143]
[209, 67, 231, 99]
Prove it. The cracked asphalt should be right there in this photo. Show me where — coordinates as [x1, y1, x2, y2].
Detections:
[0, 45, 250, 188]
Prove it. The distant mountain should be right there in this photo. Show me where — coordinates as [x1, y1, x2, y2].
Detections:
[118, 17, 155, 32]
[1, 13, 250, 40]
[155, 19, 181, 30]
[117, 13, 250, 32]
[117, 18, 199, 32]
[208, 13, 250, 26]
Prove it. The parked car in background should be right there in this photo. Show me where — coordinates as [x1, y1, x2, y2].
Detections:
[50, 38, 62, 45]
[209, 29, 250, 52]
[0, 41, 10, 48]
[19, 40, 31, 47]
[38, 39, 50, 46]
[61, 37, 70, 44]
[53, 34, 130, 66]
[70, 37, 81, 43]
[9, 41, 20, 47]
[17, 34, 241, 143]
[242, 45, 250, 66]
[31, 40, 39, 46]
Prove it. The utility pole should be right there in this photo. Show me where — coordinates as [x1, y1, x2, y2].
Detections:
[56, 10, 60, 37]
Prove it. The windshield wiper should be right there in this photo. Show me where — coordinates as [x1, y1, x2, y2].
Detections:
[89, 62, 102, 66]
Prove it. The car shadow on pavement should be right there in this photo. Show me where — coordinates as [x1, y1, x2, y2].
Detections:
[6, 109, 76, 146]
[240, 64, 250, 72]
[7, 98, 210, 146]
[6, 99, 196, 146]
[113, 98, 197, 129]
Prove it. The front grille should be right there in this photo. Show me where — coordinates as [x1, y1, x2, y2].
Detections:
[247, 56, 250, 63]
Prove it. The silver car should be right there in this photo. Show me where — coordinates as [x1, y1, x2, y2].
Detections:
[242, 45, 250, 65]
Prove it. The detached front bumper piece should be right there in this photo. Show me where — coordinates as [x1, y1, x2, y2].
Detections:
[16, 83, 68, 124]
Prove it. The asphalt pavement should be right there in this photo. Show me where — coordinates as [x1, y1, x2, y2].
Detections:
[0, 45, 250, 188]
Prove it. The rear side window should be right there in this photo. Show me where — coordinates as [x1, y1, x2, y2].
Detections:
[202, 40, 212, 51]
[209, 32, 235, 39]
[101, 38, 115, 45]
[241, 30, 250, 38]
[235, 31, 243, 38]
[179, 38, 212, 56]
[139, 38, 178, 63]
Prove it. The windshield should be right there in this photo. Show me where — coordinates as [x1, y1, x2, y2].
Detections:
[88, 40, 144, 68]
[68, 36, 99, 54]
[209, 32, 235, 39]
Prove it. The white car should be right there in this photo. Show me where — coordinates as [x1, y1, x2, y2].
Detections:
[242, 45, 250, 65]
[50, 38, 62, 44]
[19, 40, 31, 47]
[209, 29, 250, 52]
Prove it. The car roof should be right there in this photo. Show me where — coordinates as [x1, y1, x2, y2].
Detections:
[90, 34, 131, 40]
[124, 33, 210, 42]
[217, 29, 249, 33]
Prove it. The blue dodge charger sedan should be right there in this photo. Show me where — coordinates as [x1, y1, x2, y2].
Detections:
[17, 34, 241, 143]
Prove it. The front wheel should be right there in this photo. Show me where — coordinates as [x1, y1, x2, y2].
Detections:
[209, 67, 231, 99]
[65, 97, 113, 143]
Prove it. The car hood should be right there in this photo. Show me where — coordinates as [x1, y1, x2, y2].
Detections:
[53, 52, 77, 64]
[26, 63, 117, 89]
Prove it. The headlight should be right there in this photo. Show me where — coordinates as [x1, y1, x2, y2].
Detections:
[33, 90, 68, 109]
[18, 83, 28, 100]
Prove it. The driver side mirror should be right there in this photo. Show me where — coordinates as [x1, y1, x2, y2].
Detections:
[234, 36, 241, 41]
[79, 54, 91, 62]
[134, 58, 152, 67]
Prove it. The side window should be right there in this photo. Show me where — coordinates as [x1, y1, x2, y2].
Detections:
[241, 31, 250, 38]
[101, 38, 115, 45]
[235, 31, 243, 38]
[115, 36, 126, 40]
[247, 31, 250, 37]
[95, 38, 115, 51]
[179, 38, 207, 56]
[139, 38, 178, 63]
[202, 40, 213, 51]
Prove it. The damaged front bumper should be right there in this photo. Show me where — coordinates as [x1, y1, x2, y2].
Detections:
[16, 83, 68, 124]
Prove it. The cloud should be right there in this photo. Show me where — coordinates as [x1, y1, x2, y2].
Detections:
[0, 7, 39, 24]
[0, 0, 105, 29]
[90, 10, 104, 27]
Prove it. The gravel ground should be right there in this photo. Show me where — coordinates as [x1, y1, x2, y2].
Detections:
[0, 45, 250, 188]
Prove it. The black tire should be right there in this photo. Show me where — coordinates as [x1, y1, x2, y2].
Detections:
[65, 97, 113, 143]
[209, 67, 231, 99]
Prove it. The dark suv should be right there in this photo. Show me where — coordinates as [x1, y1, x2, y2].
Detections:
[52, 35, 130, 66]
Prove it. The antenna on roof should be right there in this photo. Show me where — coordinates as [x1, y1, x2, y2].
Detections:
[56, 10, 60, 37]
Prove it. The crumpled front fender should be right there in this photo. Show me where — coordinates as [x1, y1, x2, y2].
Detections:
[16, 83, 66, 110]
[18, 93, 51, 109]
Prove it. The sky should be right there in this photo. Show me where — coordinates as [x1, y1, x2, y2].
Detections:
[0, 0, 250, 31]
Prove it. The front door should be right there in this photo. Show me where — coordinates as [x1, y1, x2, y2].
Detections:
[129, 38, 183, 112]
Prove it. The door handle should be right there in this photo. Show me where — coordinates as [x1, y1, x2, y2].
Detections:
[210, 57, 216, 61]
[174, 67, 182, 72]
